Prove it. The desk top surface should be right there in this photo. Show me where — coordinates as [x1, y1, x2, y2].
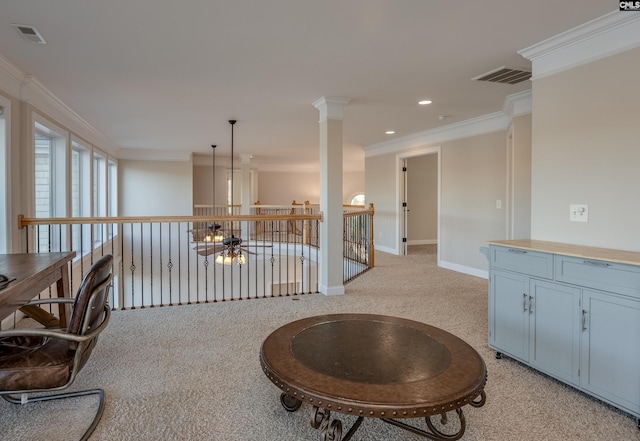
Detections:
[0, 252, 76, 318]
[0, 252, 76, 281]
[260, 313, 486, 418]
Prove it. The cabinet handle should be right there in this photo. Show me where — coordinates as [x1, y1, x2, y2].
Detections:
[523, 293, 528, 312]
[508, 249, 527, 254]
[529, 295, 534, 314]
[583, 260, 611, 267]
[582, 310, 588, 331]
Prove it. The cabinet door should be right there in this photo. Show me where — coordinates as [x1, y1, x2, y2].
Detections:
[580, 289, 640, 417]
[489, 269, 529, 362]
[529, 279, 580, 385]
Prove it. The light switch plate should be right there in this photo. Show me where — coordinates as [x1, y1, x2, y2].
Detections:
[570, 204, 588, 222]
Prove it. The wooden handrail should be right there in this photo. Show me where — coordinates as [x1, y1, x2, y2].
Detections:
[342, 203, 374, 218]
[18, 213, 323, 229]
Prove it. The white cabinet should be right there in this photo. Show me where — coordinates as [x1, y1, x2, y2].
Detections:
[580, 289, 640, 416]
[489, 269, 529, 362]
[529, 278, 580, 385]
[489, 271, 580, 385]
[487, 240, 640, 422]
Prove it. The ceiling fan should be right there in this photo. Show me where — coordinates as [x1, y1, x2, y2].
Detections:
[192, 235, 271, 262]
[191, 120, 271, 264]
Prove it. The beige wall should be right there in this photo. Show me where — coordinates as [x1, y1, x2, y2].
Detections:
[366, 130, 507, 272]
[120, 160, 193, 216]
[192, 166, 365, 207]
[365, 153, 398, 251]
[256, 171, 364, 205]
[407, 154, 438, 244]
[531, 47, 640, 251]
[343, 171, 366, 204]
[257, 172, 320, 205]
[192, 164, 228, 206]
[440, 131, 507, 269]
[510, 114, 532, 239]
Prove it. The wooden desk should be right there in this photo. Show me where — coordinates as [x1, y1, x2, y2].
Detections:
[261, 314, 487, 440]
[0, 252, 76, 327]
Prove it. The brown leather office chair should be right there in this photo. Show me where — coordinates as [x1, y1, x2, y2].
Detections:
[0, 254, 113, 441]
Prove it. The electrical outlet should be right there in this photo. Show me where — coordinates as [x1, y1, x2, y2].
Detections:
[496, 200, 502, 209]
[570, 204, 588, 222]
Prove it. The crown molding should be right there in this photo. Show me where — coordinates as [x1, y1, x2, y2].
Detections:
[312, 96, 351, 122]
[503, 89, 532, 118]
[364, 89, 531, 158]
[364, 111, 510, 157]
[20, 75, 117, 152]
[0, 54, 24, 98]
[0, 54, 118, 154]
[118, 148, 193, 162]
[518, 10, 640, 80]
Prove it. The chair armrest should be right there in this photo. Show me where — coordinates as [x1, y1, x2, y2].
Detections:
[0, 305, 111, 343]
[22, 298, 76, 307]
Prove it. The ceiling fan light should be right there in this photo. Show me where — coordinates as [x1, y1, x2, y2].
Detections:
[215, 253, 232, 265]
[215, 249, 246, 265]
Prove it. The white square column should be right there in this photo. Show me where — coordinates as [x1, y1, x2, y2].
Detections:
[313, 96, 350, 295]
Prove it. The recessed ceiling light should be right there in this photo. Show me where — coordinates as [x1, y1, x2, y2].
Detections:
[385, 130, 395, 135]
[418, 100, 432, 105]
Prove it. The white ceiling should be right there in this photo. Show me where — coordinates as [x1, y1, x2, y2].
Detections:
[0, 1, 614, 171]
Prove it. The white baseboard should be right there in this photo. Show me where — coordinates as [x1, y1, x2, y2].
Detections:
[319, 284, 346, 296]
[407, 239, 437, 245]
[374, 244, 398, 255]
[439, 260, 488, 280]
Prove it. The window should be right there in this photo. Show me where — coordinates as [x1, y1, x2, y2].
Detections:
[71, 140, 91, 218]
[30, 114, 116, 254]
[34, 134, 53, 219]
[350, 194, 365, 206]
[93, 151, 107, 245]
[33, 119, 67, 252]
[71, 139, 92, 252]
[108, 159, 118, 218]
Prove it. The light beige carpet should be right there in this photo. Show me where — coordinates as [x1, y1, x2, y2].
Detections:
[1, 246, 638, 440]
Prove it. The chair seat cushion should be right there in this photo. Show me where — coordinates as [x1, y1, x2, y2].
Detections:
[0, 336, 74, 391]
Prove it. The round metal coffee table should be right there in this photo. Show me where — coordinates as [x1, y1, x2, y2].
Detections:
[260, 314, 487, 440]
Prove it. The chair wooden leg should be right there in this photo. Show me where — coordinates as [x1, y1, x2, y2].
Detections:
[18, 305, 61, 328]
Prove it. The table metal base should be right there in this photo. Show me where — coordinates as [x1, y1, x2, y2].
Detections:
[280, 391, 486, 441]
[262, 315, 488, 441]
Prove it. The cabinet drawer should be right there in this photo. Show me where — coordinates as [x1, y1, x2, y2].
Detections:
[490, 245, 553, 279]
[556, 256, 640, 298]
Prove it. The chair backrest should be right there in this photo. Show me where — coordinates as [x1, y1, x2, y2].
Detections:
[67, 254, 113, 336]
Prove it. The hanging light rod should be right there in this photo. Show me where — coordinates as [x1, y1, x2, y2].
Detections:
[214, 119, 246, 265]
[206, 144, 224, 243]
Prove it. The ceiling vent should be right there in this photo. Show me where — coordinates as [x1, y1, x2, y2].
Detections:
[472, 66, 531, 85]
[11, 24, 47, 44]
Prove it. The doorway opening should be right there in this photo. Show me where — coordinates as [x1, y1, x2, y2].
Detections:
[397, 147, 441, 261]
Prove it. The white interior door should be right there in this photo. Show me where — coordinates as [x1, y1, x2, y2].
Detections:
[401, 159, 408, 255]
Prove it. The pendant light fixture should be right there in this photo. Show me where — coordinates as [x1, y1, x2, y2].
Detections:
[205, 144, 224, 244]
[215, 120, 246, 265]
